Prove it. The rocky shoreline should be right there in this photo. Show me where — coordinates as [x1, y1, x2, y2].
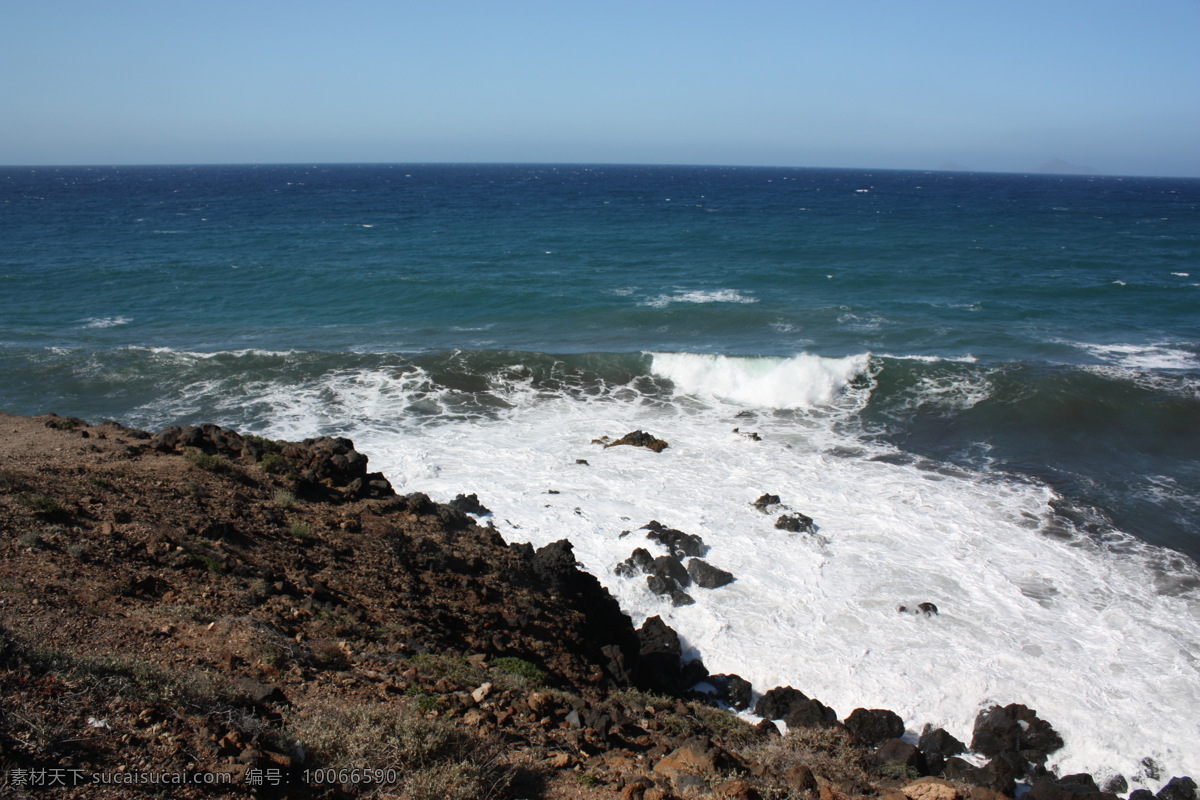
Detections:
[0, 413, 1193, 800]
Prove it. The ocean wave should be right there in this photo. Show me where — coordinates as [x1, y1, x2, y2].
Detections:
[641, 289, 759, 309]
[81, 316, 131, 329]
[648, 352, 871, 410]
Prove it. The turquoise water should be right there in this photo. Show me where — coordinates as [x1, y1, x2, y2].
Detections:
[2, 163, 1198, 561]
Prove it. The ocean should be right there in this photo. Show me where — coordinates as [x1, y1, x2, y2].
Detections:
[2, 163, 1198, 783]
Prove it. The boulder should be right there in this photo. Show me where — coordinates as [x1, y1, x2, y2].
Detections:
[902, 778, 961, 800]
[775, 512, 816, 534]
[605, 430, 669, 453]
[784, 698, 838, 729]
[1158, 778, 1198, 800]
[1028, 774, 1119, 800]
[751, 494, 781, 512]
[687, 558, 734, 589]
[970, 703, 1064, 773]
[844, 707, 905, 747]
[754, 686, 809, 720]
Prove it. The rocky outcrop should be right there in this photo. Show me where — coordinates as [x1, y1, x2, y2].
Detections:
[602, 430, 669, 453]
[687, 558, 734, 589]
[971, 703, 1064, 775]
[775, 512, 816, 534]
[642, 520, 707, 558]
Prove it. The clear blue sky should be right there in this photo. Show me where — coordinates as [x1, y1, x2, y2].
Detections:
[2, 0, 1197, 175]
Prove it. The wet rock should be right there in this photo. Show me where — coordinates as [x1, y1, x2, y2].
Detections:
[605, 430, 669, 453]
[615, 547, 655, 577]
[942, 752, 1022, 796]
[1158, 778, 1198, 800]
[687, 558, 734, 589]
[970, 703, 1064, 773]
[707, 674, 753, 711]
[650, 555, 690, 588]
[775, 512, 816, 534]
[844, 707, 905, 747]
[449, 493, 491, 516]
[918, 602, 939, 616]
[751, 493, 781, 512]
[643, 521, 707, 558]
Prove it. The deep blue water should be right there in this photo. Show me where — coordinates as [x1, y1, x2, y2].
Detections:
[2, 163, 1198, 561]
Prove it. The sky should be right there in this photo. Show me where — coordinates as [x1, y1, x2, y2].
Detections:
[1, 0, 1198, 176]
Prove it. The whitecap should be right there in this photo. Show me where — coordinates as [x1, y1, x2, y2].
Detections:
[641, 289, 759, 309]
[80, 316, 131, 329]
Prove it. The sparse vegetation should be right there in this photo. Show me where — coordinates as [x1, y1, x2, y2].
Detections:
[490, 656, 545, 686]
[272, 487, 296, 508]
[260, 453, 288, 474]
[183, 447, 242, 478]
[741, 725, 874, 790]
[15, 492, 71, 522]
[287, 699, 508, 799]
[288, 520, 314, 539]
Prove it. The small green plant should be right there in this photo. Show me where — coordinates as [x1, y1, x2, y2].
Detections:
[46, 417, 80, 430]
[490, 656, 545, 686]
[18, 532, 42, 549]
[576, 772, 599, 787]
[881, 763, 921, 781]
[272, 488, 296, 508]
[260, 453, 288, 475]
[15, 493, 71, 522]
[193, 553, 224, 573]
[183, 448, 242, 478]
[288, 521, 313, 540]
[67, 542, 93, 562]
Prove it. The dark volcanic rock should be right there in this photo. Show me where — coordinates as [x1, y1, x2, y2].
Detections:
[751, 493, 780, 512]
[918, 725, 964, 773]
[942, 752, 1022, 796]
[1158, 778, 1198, 800]
[1029, 774, 1119, 800]
[614, 547, 655, 578]
[707, 673, 753, 711]
[754, 686, 809, 720]
[636, 615, 682, 694]
[642, 521, 707, 558]
[650, 555, 690, 588]
[687, 558, 734, 589]
[844, 708, 905, 747]
[775, 512, 816, 534]
[449, 492, 491, 516]
[971, 703, 1064, 773]
[604, 430, 669, 453]
[784, 697, 839, 729]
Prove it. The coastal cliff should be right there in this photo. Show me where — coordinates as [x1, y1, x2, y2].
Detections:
[0, 414, 1192, 800]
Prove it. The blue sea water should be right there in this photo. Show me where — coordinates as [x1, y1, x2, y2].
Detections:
[4, 163, 1198, 560]
[3, 164, 1200, 778]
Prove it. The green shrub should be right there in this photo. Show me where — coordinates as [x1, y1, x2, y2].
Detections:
[288, 521, 313, 540]
[15, 493, 71, 522]
[272, 488, 296, 508]
[183, 448, 243, 478]
[490, 656, 545, 686]
[260, 453, 288, 475]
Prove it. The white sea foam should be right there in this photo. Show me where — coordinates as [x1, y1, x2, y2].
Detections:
[642, 289, 759, 308]
[184, 362, 1199, 788]
[647, 352, 871, 410]
[81, 316, 131, 329]
[1075, 342, 1200, 371]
